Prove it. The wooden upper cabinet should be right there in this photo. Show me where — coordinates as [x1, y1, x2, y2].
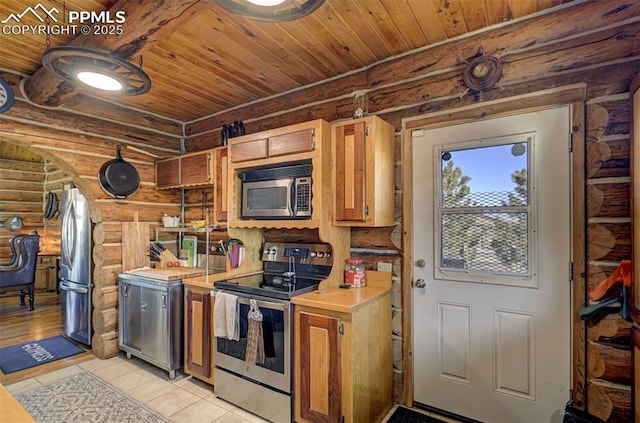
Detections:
[230, 138, 268, 163]
[333, 115, 395, 227]
[155, 150, 214, 189]
[181, 151, 211, 187]
[269, 129, 314, 157]
[230, 129, 315, 163]
[214, 147, 228, 223]
[156, 157, 181, 189]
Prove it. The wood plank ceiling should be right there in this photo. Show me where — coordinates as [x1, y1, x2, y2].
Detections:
[0, 0, 573, 125]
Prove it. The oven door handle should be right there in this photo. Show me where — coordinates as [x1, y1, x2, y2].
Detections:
[235, 295, 289, 312]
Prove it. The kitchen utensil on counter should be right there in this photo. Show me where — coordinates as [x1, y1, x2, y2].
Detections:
[149, 243, 164, 259]
[98, 145, 140, 199]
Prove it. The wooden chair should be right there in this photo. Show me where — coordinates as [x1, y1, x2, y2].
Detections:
[0, 234, 40, 310]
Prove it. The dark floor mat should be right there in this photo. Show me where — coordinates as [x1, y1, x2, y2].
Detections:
[387, 406, 446, 423]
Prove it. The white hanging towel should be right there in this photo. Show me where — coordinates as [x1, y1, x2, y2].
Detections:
[245, 299, 265, 364]
[213, 291, 239, 341]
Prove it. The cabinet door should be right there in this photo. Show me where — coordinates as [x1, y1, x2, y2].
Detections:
[156, 157, 181, 189]
[141, 287, 169, 364]
[269, 129, 314, 157]
[230, 138, 268, 162]
[185, 288, 213, 382]
[181, 152, 211, 186]
[214, 147, 228, 223]
[298, 312, 341, 423]
[120, 282, 143, 351]
[335, 121, 367, 221]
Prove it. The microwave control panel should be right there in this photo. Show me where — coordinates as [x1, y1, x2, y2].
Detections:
[295, 177, 311, 216]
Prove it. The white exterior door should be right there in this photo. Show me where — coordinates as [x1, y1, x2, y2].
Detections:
[411, 107, 571, 423]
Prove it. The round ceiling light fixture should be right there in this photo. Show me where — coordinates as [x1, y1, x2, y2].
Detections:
[214, 0, 325, 22]
[463, 54, 503, 92]
[0, 77, 15, 113]
[41, 46, 151, 95]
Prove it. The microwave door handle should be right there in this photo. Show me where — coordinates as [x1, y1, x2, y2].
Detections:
[290, 178, 297, 217]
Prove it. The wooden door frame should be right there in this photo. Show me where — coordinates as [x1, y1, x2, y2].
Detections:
[400, 84, 588, 409]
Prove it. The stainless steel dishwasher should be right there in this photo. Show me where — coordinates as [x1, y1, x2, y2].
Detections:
[118, 274, 183, 379]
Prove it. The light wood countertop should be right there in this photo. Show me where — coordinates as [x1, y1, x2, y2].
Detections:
[291, 285, 390, 313]
[0, 383, 35, 422]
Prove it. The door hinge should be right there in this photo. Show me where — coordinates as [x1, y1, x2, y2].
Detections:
[365, 125, 369, 136]
[340, 416, 345, 423]
[569, 262, 574, 282]
[339, 323, 344, 335]
[569, 133, 573, 153]
[364, 205, 369, 216]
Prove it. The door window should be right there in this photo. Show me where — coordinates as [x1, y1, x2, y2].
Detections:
[434, 134, 537, 287]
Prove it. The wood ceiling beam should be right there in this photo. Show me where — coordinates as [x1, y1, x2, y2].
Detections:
[23, 0, 211, 107]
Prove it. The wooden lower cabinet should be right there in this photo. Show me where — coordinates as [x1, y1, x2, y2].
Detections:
[184, 284, 214, 384]
[35, 255, 57, 291]
[294, 292, 392, 423]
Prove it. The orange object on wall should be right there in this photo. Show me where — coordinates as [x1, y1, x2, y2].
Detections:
[588, 260, 632, 301]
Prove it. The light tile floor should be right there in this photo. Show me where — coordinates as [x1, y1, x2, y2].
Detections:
[6, 352, 459, 423]
[6, 353, 269, 423]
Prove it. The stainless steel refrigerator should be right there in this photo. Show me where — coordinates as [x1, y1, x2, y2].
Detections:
[60, 188, 93, 346]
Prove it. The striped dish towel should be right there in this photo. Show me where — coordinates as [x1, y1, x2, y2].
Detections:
[245, 299, 265, 364]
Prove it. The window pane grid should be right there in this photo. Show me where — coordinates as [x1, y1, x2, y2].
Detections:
[440, 212, 529, 275]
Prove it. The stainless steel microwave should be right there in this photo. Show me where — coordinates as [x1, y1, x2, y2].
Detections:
[240, 162, 312, 219]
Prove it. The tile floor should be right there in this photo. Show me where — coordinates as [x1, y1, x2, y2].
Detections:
[5, 352, 458, 423]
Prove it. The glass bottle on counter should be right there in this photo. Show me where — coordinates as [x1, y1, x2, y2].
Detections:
[344, 258, 366, 287]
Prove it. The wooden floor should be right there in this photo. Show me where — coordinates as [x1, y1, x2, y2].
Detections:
[0, 292, 95, 386]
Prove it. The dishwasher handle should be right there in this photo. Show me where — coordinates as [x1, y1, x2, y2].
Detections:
[59, 281, 89, 294]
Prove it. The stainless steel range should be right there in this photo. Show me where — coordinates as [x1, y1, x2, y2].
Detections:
[213, 242, 333, 423]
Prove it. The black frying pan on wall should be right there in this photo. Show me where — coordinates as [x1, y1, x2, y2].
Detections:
[99, 145, 140, 199]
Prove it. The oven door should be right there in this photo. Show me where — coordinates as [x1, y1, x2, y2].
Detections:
[241, 179, 293, 218]
[214, 290, 292, 393]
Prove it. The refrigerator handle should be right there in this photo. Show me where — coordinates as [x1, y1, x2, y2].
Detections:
[59, 281, 89, 294]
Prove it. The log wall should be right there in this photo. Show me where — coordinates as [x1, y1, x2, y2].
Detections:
[0, 74, 183, 359]
[182, 2, 636, 420]
[0, 158, 45, 257]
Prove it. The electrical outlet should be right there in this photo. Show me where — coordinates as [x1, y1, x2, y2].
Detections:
[377, 262, 392, 272]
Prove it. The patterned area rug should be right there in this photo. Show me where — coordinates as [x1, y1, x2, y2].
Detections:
[14, 371, 172, 422]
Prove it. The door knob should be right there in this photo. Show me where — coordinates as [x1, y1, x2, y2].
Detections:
[415, 259, 425, 268]
[415, 279, 426, 288]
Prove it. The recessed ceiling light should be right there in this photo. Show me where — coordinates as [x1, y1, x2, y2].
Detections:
[75, 70, 124, 92]
[247, 0, 286, 5]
